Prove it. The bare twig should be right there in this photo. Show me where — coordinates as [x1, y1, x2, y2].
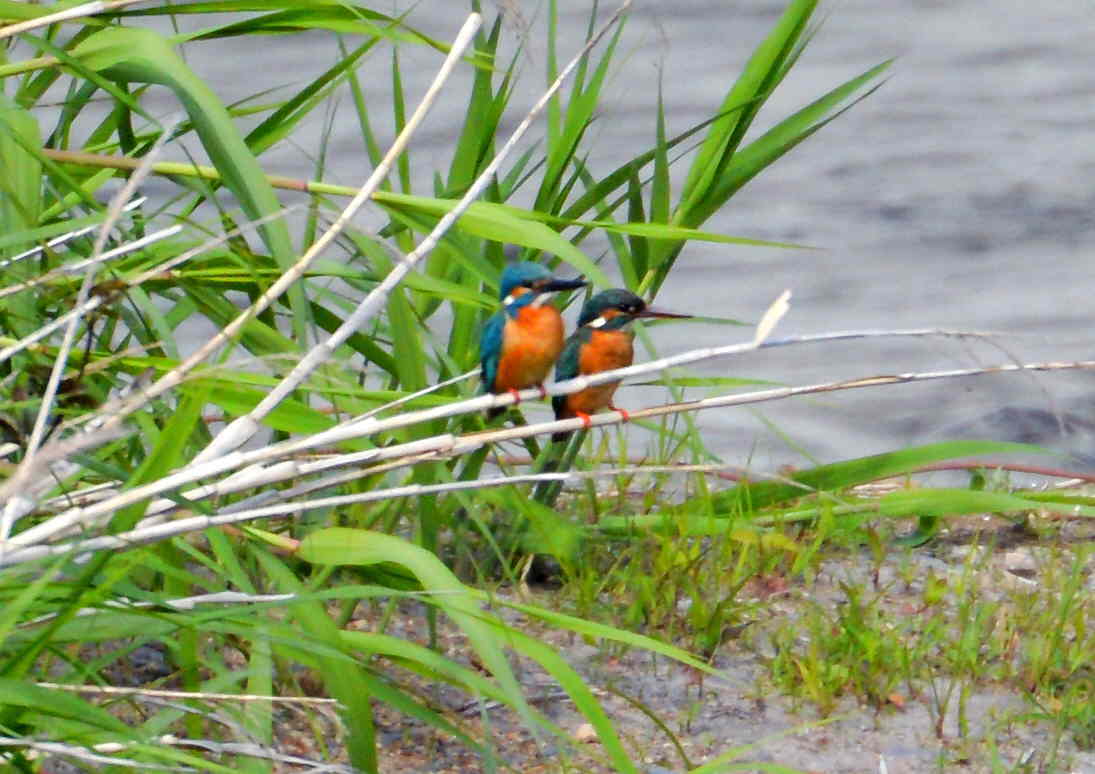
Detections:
[93, 13, 484, 465]
[0, 737, 189, 771]
[0, 197, 145, 272]
[0, 222, 183, 301]
[9, 350, 1095, 569]
[0, 123, 176, 554]
[0, 0, 150, 40]
[36, 682, 338, 705]
[0, 225, 183, 367]
[193, 3, 634, 464]
[4, 325, 1030, 550]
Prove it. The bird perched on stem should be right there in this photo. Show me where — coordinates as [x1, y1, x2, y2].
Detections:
[480, 261, 587, 419]
[551, 288, 689, 442]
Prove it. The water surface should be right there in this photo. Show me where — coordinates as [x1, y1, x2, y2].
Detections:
[183, 1, 1095, 467]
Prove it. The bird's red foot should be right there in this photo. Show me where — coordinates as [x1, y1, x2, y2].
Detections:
[610, 405, 631, 423]
[575, 411, 593, 430]
[536, 384, 548, 400]
[507, 388, 522, 406]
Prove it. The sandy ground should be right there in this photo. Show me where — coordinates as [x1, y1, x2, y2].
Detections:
[36, 518, 1092, 774]
[373, 519, 1094, 774]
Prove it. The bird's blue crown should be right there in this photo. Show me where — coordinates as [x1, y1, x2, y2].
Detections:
[577, 289, 647, 326]
[499, 261, 554, 299]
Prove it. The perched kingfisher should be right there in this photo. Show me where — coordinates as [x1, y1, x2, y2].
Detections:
[480, 261, 587, 418]
[552, 288, 689, 441]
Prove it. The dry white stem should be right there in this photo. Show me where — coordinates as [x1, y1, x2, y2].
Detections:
[130, 450, 450, 533]
[41, 480, 119, 510]
[0, 222, 183, 301]
[193, 3, 632, 464]
[0, 225, 183, 366]
[2, 324, 955, 538]
[0, 125, 175, 550]
[0, 295, 105, 366]
[19, 590, 304, 628]
[2, 326, 1000, 549]
[18, 116, 174, 462]
[207, 459, 779, 519]
[9, 339, 1095, 572]
[5, 459, 806, 563]
[754, 289, 791, 345]
[284, 325, 976, 456]
[0, 735, 351, 772]
[0, 197, 145, 272]
[113, 13, 480, 468]
[0, 1, 150, 40]
[6, 467, 657, 562]
[360, 368, 479, 420]
[36, 682, 338, 705]
[0, 738, 188, 771]
[159, 737, 353, 772]
[0, 423, 129, 553]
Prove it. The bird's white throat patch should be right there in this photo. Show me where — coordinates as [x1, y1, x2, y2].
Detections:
[504, 290, 552, 308]
[586, 315, 608, 328]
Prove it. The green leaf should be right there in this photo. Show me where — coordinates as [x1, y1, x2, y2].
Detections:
[374, 190, 610, 287]
[679, 0, 816, 211]
[0, 677, 134, 736]
[188, 379, 334, 435]
[686, 60, 893, 229]
[70, 26, 306, 342]
[500, 626, 639, 773]
[297, 528, 541, 736]
[704, 441, 1050, 514]
[0, 94, 43, 344]
[253, 549, 378, 773]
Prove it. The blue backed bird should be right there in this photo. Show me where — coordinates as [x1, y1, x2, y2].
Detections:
[480, 261, 587, 419]
[552, 288, 689, 441]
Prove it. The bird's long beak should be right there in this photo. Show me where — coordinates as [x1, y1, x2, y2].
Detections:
[634, 306, 691, 320]
[540, 276, 588, 293]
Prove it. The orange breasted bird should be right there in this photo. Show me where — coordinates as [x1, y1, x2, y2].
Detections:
[552, 289, 690, 442]
[480, 261, 587, 418]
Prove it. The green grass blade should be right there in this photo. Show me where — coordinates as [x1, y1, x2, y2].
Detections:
[254, 549, 378, 773]
[678, 0, 816, 211]
[297, 528, 541, 737]
[704, 440, 1050, 513]
[500, 626, 639, 773]
[71, 26, 306, 341]
[687, 61, 893, 229]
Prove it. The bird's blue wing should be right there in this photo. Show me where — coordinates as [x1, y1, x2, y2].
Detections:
[552, 328, 587, 416]
[479, 311, 505, 393]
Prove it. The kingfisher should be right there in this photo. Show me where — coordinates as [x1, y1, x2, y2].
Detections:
[480, 261, 587, 418]
[552, 288, 689, 441]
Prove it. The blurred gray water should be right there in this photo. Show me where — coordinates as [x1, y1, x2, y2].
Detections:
[174, 0, 1095, 468]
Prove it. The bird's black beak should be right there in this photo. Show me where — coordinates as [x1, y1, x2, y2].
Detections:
[634, 306, 691, 320]
[540, 276, 588, 293]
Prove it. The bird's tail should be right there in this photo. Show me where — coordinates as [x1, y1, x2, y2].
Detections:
[551, 398, 572, 443]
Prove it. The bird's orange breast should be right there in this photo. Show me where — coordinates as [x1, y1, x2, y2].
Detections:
[563, 329, 634, 416]
[495, 305, 566, 392]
